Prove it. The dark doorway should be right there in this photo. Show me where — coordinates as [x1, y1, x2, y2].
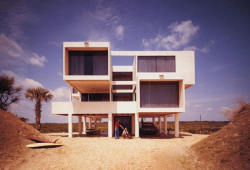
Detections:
[114, 116, 132, 136]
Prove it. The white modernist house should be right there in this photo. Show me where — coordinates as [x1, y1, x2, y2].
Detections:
[51, 42, 195, 138]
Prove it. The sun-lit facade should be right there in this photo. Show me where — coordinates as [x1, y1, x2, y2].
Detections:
[51, 42, 195, 138]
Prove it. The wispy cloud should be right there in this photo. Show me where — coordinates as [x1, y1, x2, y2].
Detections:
[211, 65, 226, 72]
[206, 107, 214, 111]
[9, 98, 34, 121]
[52, 86, 69, 101]
[28, 53, 47, 67]
[189, 93, 248, 107]
[89, 0, 120, 26]
[57, 72, 63, 77]
[142, 20, 199, 50]
[50, 41, 62, 48]
[0, 33, 47, 67]
[183, 39, 215, 53]
[199, 40, 215, 53]
[0, 33, 23, 57]
[1, 70, 43, 89]
[115, 25, 124, 40]
[0, 0, 38, 39]
[194, 104, 202, 108]
[183, 46, 198, 51]
[80, 0, 124, 42]
[86, 31, 111, 42]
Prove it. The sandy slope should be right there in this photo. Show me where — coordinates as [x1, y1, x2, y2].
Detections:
[9, 133, 208, 170]
[192, 104, 250, 170]
[0, 110, 49, 169]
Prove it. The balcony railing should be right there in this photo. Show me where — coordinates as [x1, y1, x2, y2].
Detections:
[52, 101, 136, 114]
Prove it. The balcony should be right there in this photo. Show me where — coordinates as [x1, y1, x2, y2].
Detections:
[138, 107, 185, 113]
[52, 101, 137, 114]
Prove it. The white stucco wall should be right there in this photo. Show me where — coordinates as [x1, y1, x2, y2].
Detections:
[53, 43, 195, 116]
[52, 101, 137, 114]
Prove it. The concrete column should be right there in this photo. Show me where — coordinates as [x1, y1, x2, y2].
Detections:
[88, 117, 91, 129]
[83, 116, 86, 134]
[174, 113, 179, 138]
[152, 116, 155, 125]
[108, 113, 112, 138]
[68, 114, 73, 138]
[135, 112, 139, 137]
[78, 116, 83, 135]
[94, 118, 97, 129]
[164, 115, 168, 135]
[159, 116, 162, 133]
[69, 87, 72, 101]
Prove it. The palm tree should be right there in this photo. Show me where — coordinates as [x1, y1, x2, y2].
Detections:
[25, 87, 53, 130]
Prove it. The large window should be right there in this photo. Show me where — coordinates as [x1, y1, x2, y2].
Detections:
[138, 56, 175, 72]
[68, 51, 108, 75]
[140, 81, 179, 108]
[81, 93, 109, 101]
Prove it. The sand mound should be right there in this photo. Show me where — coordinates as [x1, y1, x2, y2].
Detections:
[192, 104, 250, 170]
[0, 109, 48, 168]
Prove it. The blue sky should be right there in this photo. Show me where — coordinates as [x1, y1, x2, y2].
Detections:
[0, 0, 249, 123]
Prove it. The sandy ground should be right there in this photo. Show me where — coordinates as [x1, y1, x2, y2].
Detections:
[7, 132, 209, 170]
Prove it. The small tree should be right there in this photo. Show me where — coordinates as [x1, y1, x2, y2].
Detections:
[0, 75, 22, 111]
[25, 87, 53, 130]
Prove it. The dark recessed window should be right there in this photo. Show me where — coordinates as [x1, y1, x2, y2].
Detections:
[138, 56, 175, 72]
[112, 72, 132, 81]
[140, 81, 179, 108]
[81, 93, 109, 101]
[113, 93, 133, 101]
[112, 85, 133, 90]
[68, 50, 108, 75]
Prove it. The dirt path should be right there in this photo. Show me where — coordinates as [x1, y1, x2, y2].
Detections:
[10, 133, 208, 170]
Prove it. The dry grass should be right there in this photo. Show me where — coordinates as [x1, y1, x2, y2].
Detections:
[192, 103, 250, 170]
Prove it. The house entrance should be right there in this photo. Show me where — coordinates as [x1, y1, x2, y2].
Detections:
[114, 116, 132, 136]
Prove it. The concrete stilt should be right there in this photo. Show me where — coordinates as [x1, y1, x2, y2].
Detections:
[94, 118, 97, 129]
[108, 113, 112, 138]
[78, 116, 83, 135]
[135, 112, 139, 137]
[164, 115, 168, 135]
[68, 114, 72, 138]
[159, 116, 162, 133]
[83, 116, 86, 134]
[174, 113, 179, 138]
[88, 117, 91, 129]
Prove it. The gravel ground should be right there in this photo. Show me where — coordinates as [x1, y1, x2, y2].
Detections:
[12, 133, 208, 170]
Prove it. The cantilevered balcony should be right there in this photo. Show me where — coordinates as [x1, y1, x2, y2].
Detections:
[52, 101, 137, 115]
